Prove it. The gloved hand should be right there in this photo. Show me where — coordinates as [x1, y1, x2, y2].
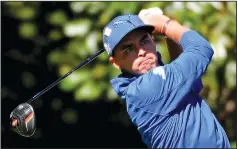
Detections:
[138, 7, 171, 35]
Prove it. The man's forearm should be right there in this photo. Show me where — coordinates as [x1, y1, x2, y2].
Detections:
[165, 20, 190, 43]
[165, 37, 183, 61]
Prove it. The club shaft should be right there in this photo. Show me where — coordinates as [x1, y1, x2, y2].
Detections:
[27, 49, 105, 103]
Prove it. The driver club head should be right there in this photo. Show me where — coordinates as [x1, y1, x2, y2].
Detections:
[10, 103, 36, 137]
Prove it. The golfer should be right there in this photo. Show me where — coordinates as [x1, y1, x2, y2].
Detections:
[102, 8, 231, 148]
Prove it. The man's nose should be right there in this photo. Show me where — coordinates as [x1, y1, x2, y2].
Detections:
[137, 48, 146, 57]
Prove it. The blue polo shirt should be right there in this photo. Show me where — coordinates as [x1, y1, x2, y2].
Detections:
[110, 30, 231, 148]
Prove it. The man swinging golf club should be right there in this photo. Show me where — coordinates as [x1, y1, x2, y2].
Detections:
[9, 6, 231, 148]
[103, 7, 231, 148]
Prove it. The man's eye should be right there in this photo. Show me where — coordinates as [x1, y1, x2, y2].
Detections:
[124, 47, 133, 53]
[142, 39, 149, 45]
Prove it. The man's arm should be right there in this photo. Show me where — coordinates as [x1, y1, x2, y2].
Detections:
[131, 8, 213, 114]
[139, 8, 188, 62]
[165, 37, 183, 61]
[147, 11, 204, 95]
[166, 37, 204, 94]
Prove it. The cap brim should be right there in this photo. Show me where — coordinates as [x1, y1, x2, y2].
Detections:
[139, 25, 155, 34]
[111, 25, 155, 56]
[124, 25, 155, 37]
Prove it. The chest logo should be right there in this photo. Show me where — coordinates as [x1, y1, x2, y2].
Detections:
[152, 67, 166, 80]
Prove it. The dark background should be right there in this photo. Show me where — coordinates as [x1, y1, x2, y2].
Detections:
[1, 2, 145, 148]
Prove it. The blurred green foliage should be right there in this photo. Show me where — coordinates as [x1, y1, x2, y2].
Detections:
[2, 2, 236, 145]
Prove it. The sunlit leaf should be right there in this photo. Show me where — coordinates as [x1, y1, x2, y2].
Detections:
[156, 42, 170, 64]
[18, 22, 37, 39]
[63, 19, 91, 37]
[66, 38, 89, 57]
[227, 18, 236, 38]
[208, 2, 223, 10]
[98, 51, 109, 62]
[14, 6, 37, 20]
[92, 64, 107, 79]
[47, 49, 62, 65]
[70, 2, 88, 13]
[48, 29, 63, 41]
[205, 14, 218, 27]
[3, 1, 24, 7]
[58, 65, 92, 92]
[86, 31, 100, 53]
[210, 35, 231, 62]
[58, 65, 76, 91]
[108, 65, 121, 79]
[202, 74, 219, 109]
[227, 2, 236, 17]
[107, 87, 118, 101]
[59, 79, 75, 92]
[47, 10, 68, 26]
[144, 2, 166, 10]
[119, 2, 139, 14]
[186, 2, 203, 14]
[231, 141, 236, 148]
[98, 4, 117, 26]
[48, 51, 78, 65]
[165, 2, 184, 17]
[87, 2, 106, 15]
[74, 81, 101, 102]
[225, 60, 236, 89]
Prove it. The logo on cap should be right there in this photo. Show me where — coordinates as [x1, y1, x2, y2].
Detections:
[113, 20, 128, 27]
[104, 27, 112, 37]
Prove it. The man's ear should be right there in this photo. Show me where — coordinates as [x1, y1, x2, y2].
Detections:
[152, 36, 156, 42]
[109, 57, 121, 70]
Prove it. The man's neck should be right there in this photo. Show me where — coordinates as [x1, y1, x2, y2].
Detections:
[121, 69, 137, 78]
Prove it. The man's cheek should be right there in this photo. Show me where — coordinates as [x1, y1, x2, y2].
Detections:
[132, 61, 140, 71]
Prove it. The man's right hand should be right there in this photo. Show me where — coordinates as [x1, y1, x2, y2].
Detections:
[138, 7, 171, 35]
[138, 7, 190, 43]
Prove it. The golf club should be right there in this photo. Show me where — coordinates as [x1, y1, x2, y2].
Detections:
[10, 49, 105, 137]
